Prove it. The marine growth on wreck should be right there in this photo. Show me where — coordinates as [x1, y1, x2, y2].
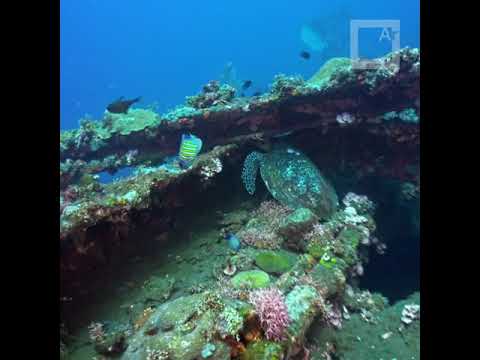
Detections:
[60, 7, 420, 357]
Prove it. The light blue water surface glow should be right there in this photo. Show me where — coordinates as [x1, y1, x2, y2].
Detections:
[60, 0, 419, 130]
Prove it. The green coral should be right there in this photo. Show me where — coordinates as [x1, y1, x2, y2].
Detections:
[270, 74, 305, 97]
[237, 302, 255, 318]
[241, 340, 284, 360]
[307, 57, 352, 88]
[335, 227, 363, 266]
[254, 250, 296, 274]
[319, 252, 337, 269]
[337, 227, 362, 248]
[231, 270, 270, 289]
[309, 264, 344, 294]
[101, 109, 160, 137]
[277, 208, 317, 244]
[218, 306, 244, 337]
[285, 285, 317, 335]
[306, 239, 327, 259]
[285, 207, 316, 224]
[162, 105, 201, 121]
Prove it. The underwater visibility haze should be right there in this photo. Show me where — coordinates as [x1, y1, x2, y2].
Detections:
[60, 0, 420, 359]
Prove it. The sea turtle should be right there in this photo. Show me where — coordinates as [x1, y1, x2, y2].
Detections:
[241, 145, 338, 219]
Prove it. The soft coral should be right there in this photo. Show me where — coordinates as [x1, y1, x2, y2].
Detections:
[249, 288, 291, 341]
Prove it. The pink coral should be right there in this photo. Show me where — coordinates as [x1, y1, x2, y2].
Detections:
[237, 201, 291, 249]
[249, 288, 290, 341]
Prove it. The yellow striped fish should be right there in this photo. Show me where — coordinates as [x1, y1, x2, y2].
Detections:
[178, 133, 203, 169]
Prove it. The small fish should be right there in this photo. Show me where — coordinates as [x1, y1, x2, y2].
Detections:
[241, 80, 253, 90]
[178, 133, 203, 169]
[252, 91, 262, 97]
[225, 232, 241, 251]
[107, 96, 142, 114]
[300, 51, 311, 60]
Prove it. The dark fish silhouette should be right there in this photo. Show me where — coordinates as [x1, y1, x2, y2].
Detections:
[300, 51, 311, 60]
[241, 80, 253, 90]
[107, 96, 141, 114]
[252, 91, 262, 97]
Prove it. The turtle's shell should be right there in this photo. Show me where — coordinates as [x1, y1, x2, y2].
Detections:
[259, 146, 338, 219]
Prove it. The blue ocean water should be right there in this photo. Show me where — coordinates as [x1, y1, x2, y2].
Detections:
[60, 0, 419, 130]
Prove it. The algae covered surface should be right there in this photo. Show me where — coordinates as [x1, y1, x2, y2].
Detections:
[61, 183, 419, 360]
[307, 292, 420, 360]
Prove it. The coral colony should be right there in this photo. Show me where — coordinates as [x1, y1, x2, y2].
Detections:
[249, 288, 291, 341]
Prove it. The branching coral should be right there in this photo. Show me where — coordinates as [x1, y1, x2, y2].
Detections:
[200, 158, 223, 181]
[342, 192, 375, 214]
[185, 80, 236, 109]
[270, 74, 305, 97]
[217, 306, 244, 338]
[239, 228, 281, 249]
[253, 201, 292, 226]
[401, 304, 420, 325]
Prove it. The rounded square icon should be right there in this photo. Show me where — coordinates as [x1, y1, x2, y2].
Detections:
[350, 20, 400, 70]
